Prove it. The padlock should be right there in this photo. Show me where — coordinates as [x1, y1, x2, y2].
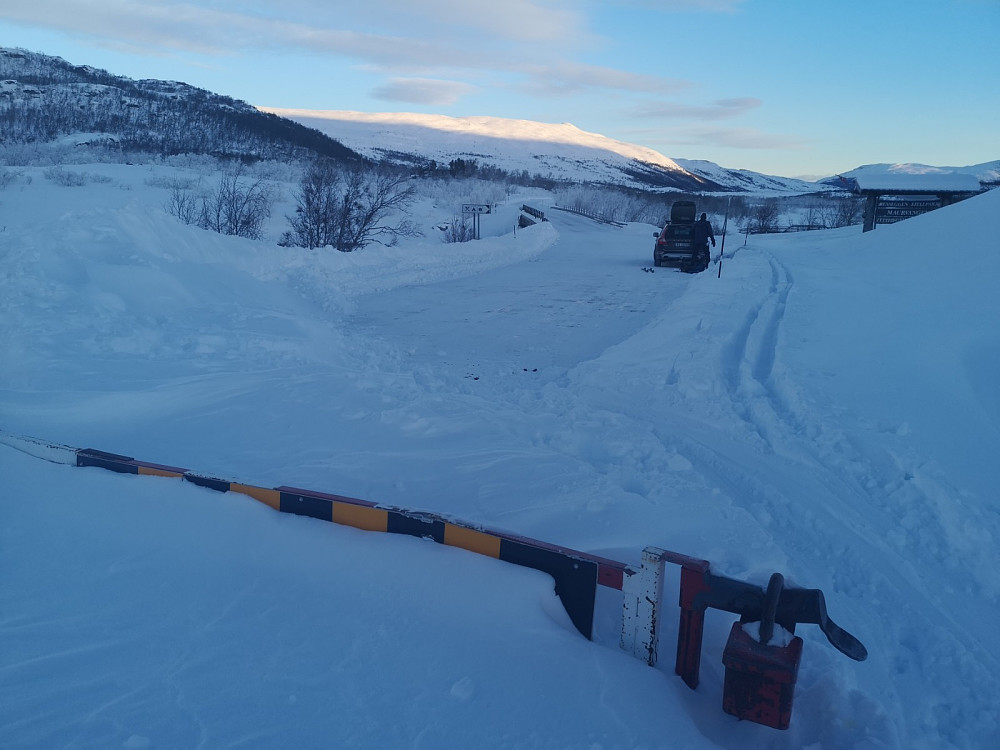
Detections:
[721, 573, 803, 730]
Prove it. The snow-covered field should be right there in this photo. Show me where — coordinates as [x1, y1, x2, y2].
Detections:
[1, 162, 997, 749]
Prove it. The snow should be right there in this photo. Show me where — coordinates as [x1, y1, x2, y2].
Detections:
[852, 171, 981, 193]
[845, 162, 994, 192]
[261, 108, 686, 170]
[1, 161, 999, 749]
[672, 157, 824, 194]
[260, 108, 823, 193]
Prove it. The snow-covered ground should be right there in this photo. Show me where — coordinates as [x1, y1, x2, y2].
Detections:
[842, 160, 1000, 187]
[1, 162, 998, 749]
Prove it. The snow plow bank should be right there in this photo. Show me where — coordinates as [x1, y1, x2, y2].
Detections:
[3, 431, 867, 731]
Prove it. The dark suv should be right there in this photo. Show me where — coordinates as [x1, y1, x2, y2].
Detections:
[653, 200, 710, 273]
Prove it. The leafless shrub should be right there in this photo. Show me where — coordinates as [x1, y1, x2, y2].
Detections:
[198, 164, 274, 240]
[42, 167, 113, 186]
[749, 198, 781, 233]
[442, 215, 475, 243]
[43, 166, 88, 187]
[145, 174, 199, 190]
[832, 196, 864, 227]
[815, 196, 864, 228]
[0, 168, 24, 190]
[281, 161, 420, 251]
[166, 185, 202, 225]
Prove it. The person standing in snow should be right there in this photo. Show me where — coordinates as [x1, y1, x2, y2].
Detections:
[693, 213, 716, 254]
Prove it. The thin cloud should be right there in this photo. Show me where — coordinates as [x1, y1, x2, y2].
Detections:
[609, 0, 745, 11]
[518, 62, 691, 97]
[633, 97, 762, 120]
[3, 1, 584, 57]
[2, 2, 487, 67]
[372, 78, 477, 106]
[667, 125, 807, 150]
[365, 0, 584, 43]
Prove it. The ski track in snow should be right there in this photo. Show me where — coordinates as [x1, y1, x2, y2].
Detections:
[709, 242, 999, 748]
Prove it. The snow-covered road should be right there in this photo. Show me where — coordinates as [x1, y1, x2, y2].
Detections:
[347, 208, 682, 385]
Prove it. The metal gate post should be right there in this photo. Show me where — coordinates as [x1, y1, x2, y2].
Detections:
[674, 558, 712, 689]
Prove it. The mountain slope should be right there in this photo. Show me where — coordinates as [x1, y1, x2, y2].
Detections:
[820, 161, 999, 189]
[673, 157, 830, 193]
[261, 109, 735, 192]
[261, 108, 724, 191]
[261, 109, 836, 194]
[0, 47, 361, 163]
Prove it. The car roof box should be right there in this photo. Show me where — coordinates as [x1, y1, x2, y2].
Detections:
[671, 200, 696, 224]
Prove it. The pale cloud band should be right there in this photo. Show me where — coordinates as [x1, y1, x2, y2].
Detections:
[664, 125, 806, 150]
[518, 61, 691, 97]
[3, 1, 483, 67]
[632, 97, 762, 120]
[2, 0, 579, 59]
[373, 78, 477, 107]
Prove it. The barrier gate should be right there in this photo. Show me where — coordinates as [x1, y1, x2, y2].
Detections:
[3, 433, 868, 730]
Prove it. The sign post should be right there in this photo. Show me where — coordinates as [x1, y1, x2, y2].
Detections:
[462, 203, 491, 240]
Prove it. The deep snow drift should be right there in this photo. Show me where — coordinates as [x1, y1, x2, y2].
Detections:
[1, 163, 998, 749]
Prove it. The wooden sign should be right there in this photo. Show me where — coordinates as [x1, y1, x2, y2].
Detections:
[874, 196, 943, 225]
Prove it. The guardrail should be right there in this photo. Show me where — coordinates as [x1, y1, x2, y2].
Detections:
[550, 205, 627, 227]
[520, 204, 547, 221]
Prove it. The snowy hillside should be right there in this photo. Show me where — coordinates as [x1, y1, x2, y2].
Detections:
[1, 159, 998, 749]
[673, 157, 832, 194]
[0, 47, 360, 163]
[262, 108, 827, 194]
[822, 160, 999, 189]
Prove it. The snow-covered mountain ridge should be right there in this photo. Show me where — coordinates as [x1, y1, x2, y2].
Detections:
[832, 160, 1000, 187]
[262, 108, 829, 194]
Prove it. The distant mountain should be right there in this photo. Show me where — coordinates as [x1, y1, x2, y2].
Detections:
[670, 158, 831, 194]
[262, 109, 827, 195]
[0, 48, 361, 163]
[820, 161, 999, 190]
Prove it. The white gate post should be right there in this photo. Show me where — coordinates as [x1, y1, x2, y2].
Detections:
[620, 546, 666, 666]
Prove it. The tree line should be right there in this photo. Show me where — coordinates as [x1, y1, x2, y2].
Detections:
[0, 48, 360, 163]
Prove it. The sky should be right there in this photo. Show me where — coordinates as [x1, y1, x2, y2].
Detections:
[1, 1, 999, 177]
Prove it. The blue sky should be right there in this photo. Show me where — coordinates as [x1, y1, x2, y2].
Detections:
[2, 0, 997, 177]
